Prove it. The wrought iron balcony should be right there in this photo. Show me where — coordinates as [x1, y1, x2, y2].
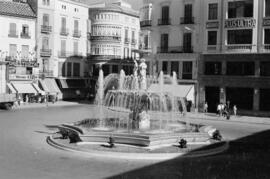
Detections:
[8, 31, 18, 38]
[73, 30, 81, 38]
[180, 17, 195, 24]
[20, 32, 31, 39]
[158, 18, 171, 25]
[124, 38, 130, 44]
[157, 46, 193, 53]
[41, 25, 52, 33]
[140, 20, 152, 27]
[60, 28, 69, 36]
[40, 49, 52, 57]
[90, 35, 121, 42]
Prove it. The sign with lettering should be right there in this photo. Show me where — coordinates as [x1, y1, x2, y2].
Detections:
[206, 21, 219, 29]
[263, 18, 270, 27]
[224, 18, 256, 28]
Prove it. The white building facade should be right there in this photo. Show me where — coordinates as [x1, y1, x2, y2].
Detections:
[88, 1, 140, 76]
[140, 0, 204, 110]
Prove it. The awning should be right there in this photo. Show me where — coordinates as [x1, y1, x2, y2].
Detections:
[58, 79, 86, 89]
[7, 83, 17, 93]
[11, 82, 37, 94]
[148, 84, 195, 103]
[32, 83, 46, 95]
[39, 78, 61, 94]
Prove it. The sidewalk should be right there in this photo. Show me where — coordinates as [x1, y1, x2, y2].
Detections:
[13, 101, 82, 110]
[187, 112, 270, 125]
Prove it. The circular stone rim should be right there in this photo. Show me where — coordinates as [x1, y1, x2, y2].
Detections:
[47, 136, 229, 161]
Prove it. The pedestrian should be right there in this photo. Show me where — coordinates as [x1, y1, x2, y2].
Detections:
[204, 102, 208, 113]
[217, 103, 221, 116]
[233, 105, 237, 116]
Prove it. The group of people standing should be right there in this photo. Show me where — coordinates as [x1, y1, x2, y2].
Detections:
[204, 101, 238, 119]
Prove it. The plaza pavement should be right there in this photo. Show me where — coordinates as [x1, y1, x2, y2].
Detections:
[13, 101, 270, 125]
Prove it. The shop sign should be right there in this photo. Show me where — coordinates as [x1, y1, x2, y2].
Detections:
[224, 18, 256, 28]
[263, 18, 270, 27]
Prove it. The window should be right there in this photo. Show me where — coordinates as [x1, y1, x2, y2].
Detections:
[132, 31, 135, 40]
[61, 40, 66, 55]
[265, 29, 270, 44]
[9, 23, 17, 36]
[42, 37, 49, 49]
[228, 0, 253, 18]
[125, 29, 128, 39]
[161, 6, 169, 20]
[59, 62, 65, 76]
[42, 0, 46, 5]
[43, 14, 49, 26]
[62, 5, 66, 9]
[160, 33, 169, 52]
[67, 62, 72, 77]
[9, 44, 17, 57]
[162, 61, 168, 74]
[144, 35, 149, 49]
[47, 0, 50, 5]
[22, 25, 29, 35]
[182, 61, 193, 79]
[21, 45, 29, 59]
[228, 30, 252, 44]
[205, 62, 222, 75]
[73, 63, 80, 77]
[171, 61, 179, 77]
[208, 3, 218, 20]
[260, 62, 270, 76]
[73, 41, 78, 55]
[61, 17, 66, 29]
[74, 20, 79, 31]
[208, 31, 217, 45]
[227, 62, 255, 76]
[184, 4, 192, 18]
[183, 33, 192, 52]
[266, 0, 270, 17]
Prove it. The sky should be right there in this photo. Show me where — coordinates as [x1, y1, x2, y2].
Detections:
[83, 0, 142, 10]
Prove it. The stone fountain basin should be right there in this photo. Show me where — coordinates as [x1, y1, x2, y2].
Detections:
[79, 131, 210, 147]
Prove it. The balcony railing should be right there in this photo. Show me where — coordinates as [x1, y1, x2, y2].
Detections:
[40, 49, 52, 57]
[60, 28, 69, 36]
[73, 30, 81, 38]
[87, 54, 121, 60]
[41, 25, 52, 33]
[8, 31, 18, 38]
[140, 20, 152, 27]
[158, 18, 171, 25]
[261, 44, 270, 52]
[124, 38, 130, 44]
[131, 39, 137, 45]
[90, 35, 121, 42]
[157, 46, 193, 53]
[20, 32, 31, 39]
[225, 44, 255, 52]
[58, 51, 83, 58]
[39, 70, 54, 78]
[180, 17, 195, 24]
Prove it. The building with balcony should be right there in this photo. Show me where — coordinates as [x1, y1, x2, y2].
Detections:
[29, 0, 90, 99]
[199, 0, 270, 116]
[87, 0, 140, 76]
[0, 0, 42, 96]
[139, 0, 204, 111]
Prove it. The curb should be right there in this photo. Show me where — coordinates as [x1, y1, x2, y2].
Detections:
[47, 136, 229, 161]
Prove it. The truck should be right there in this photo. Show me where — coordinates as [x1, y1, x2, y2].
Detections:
[0, 62, 16, 110]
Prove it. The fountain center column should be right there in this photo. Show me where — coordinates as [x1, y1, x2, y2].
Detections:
[139, 58, 147, 91]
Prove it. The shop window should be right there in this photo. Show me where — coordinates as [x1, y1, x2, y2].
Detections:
[260, 62, 270, 76]
[265, 0, 270, 17]
[208, 3, 218, 20]
[205, 62, 222, 75]
[264, 29, 270, 44]
[73, 63, 80, 77]
[228, 30, 252, 44]
[228, 0, 253, 18]
[162, 61, 168, 74]
[182, 61, 193, 79]
[208, 31, 217, 45]
[226, 87, 253, 110]
[227, 62, 254, 76]
[112, 65, 118, 73]
[171, 61, 179, 77]
[67, 62, 72, 77]
[260, 89, 270, 111]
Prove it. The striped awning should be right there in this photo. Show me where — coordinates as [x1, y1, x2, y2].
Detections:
[39, 78, 61, 94]
[11, 82, 37, 94]
[7, 83, 17, 93]
[32, 83, 45, 95]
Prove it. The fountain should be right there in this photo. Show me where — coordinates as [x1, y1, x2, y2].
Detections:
[46, 58, 227, 160]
